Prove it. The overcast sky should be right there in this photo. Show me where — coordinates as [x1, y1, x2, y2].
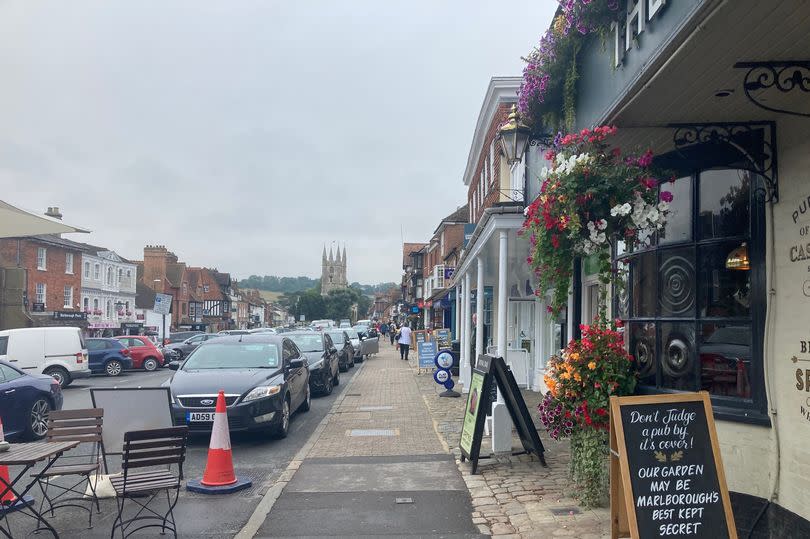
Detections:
[0, 1, 555, 284]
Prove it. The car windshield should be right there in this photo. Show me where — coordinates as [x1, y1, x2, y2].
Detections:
[182, 343, 279, 370]
[288, 334, 324, 352]
[327, 332, 345, 344]
[353, 325, 368, 333]
[344, 330, 359, 339]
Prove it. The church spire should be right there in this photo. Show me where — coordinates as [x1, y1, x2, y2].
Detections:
[322, 245, 327, 263]
[329, 246, 334, 262]
[342, 245, 347, 266]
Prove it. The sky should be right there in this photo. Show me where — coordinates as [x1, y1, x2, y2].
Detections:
[0, 1, 556, 284]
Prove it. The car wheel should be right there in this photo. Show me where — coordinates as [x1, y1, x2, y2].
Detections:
[105, 359, 123, 377]
[274, 397, 290, 439]
[142, 357, 159, 372]
[43, 367, 70, 388]
[27, 398, 51, 440]
[300, 384, 311, 412]
[349, 356, 355, 368]
[173, 350, 184, 360]
[339, 361, 348, 373]
[323, 375, 334, 396]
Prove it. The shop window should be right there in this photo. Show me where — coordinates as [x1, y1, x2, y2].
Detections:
[615, 169, 766, 424]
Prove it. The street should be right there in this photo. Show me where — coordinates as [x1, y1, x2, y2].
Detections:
[3, 366, 363, 538]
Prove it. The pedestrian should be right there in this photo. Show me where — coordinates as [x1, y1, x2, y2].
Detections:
[380, 321, 389, 338]
[390, 323, 398, 346]
[398, 323, 412, 360]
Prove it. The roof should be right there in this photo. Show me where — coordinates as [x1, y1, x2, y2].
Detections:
[433, 204, 469, 234]
[402, 242, 427, 267]
[165, 263, 185, 288]
[135, 281, 157, 309]
[25, 234, 92, 252]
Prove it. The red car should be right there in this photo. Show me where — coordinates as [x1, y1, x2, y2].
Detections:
[114, 336, 165, 371]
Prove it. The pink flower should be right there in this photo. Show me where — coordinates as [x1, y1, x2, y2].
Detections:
[637, 149, 654, 168]
[660, 191, 674, 203]
[640, 177, 657, 190]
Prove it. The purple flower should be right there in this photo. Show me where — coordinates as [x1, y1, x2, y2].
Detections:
[660, 191, 674, 203]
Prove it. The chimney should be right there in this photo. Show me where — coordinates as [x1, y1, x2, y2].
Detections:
[45, 207, 63, 220]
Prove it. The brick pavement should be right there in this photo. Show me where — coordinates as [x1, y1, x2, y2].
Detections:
[413, 353, 611, 538]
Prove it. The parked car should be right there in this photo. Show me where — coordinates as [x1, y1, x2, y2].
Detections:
[338, 319, 351, 328]
[165, 334, 310, 437]
[165, 331, 203, 344]
[249, 327, 277, 334]
[0, 327, 90, 388]
[310, 319, 334, 330]
[85, 338, 133, 376]
[164, 333, 223, 360]
[0, 361, 63, 440]
[287, 331, 339, 395]
[343, 328, 364, 363]
[115, 335, 165, 371]
[324, 330, 354, 372]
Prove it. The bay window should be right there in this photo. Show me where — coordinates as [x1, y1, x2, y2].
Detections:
[615, 168, 766, 424]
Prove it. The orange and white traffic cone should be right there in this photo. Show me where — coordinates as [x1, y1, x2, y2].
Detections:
[0, 417, 15, 504]
[186, 390, 252, 494]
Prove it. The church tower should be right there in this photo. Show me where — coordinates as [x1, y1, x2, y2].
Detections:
[321, 243, 348, 295]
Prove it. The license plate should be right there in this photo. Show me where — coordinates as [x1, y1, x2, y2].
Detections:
[186, 412, 215, 422]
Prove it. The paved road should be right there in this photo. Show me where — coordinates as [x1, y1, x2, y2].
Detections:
[4, 365, 363, 538]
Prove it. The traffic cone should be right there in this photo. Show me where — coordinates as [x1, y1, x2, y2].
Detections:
[0, 417, 15, 504]
[186, 390, 252, 494]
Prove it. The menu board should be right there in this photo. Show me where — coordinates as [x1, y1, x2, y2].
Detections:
[434, 329, 452, 349]
[609, 393, 737, 539]
[417, 341, 437, 369]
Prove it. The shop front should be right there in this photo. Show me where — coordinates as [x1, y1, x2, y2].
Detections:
[544, 0, 810, 532]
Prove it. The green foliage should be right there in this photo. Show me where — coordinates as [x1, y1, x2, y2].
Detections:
[569, 428, 609, 507]
[280, 286, 373, 323]
[239, 275, 320, 294]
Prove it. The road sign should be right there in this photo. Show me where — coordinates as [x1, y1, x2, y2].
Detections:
[153, 293, 172, 316]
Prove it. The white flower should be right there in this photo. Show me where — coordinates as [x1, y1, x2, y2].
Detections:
[541, 167, 549, 178]
[597, 219, 607, 231]
[610, 202, 632, 217]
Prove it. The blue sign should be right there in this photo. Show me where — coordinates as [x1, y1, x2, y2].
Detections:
[433, 368, 450, 385]
[411, 306, 420, 314]
[444, 378, 455, 390]
[434, 350, 454, 369]
[463, 223, 476, 247]
[418, 341, 437, 369]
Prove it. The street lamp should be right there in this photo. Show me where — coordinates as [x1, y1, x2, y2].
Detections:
[497, 104, 531, 165]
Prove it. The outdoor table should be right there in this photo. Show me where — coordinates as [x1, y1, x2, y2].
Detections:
[0, 441, 80, 538]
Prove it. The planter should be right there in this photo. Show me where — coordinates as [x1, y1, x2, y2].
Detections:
[569, 427, 609, 507]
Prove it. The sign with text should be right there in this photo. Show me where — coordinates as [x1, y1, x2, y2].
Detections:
[153, 293, 172, 316]
[434, 329, 451, 349]
[53, 311, 87, 320]
[459, 355, 492, 473]
[417, 341, 437, 369]
[609, 392, 736, 539]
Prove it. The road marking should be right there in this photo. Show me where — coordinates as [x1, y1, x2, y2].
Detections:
[235, 362, 366, 539]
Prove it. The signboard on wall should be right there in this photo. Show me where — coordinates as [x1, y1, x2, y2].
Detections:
[609, 392, 736, 539]
[53, 311, 87, 320]
[153, 293, 172, 316]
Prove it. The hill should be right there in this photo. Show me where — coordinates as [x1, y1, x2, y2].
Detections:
[238, 275, 397, 296]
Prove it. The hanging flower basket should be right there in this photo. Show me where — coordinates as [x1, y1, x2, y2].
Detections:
[522, 126, 671, 315]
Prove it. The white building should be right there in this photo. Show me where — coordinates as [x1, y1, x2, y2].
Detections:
[79, 246, 137, 335]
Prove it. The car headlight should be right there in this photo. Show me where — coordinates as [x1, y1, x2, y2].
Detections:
[243, 385, 282, 402]
[309, 359, 324, 370]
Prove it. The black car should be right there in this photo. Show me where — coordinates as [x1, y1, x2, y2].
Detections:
[324, 330, 354, 372]
[165, 335, 310, 438]
[286, 331, 340, 395]
[164, 333, 223, 360]
[0, 361, 63, 440]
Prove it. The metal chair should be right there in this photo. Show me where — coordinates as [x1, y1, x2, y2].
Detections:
[33, 408, 105, 529]
[109, 426, 188, 539]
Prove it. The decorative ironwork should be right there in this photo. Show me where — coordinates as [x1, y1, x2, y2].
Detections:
[669, 121, 778, 203]
[529, 134, 555, 147]
[734, 61, 810, 118]
[496, 189, 525, 204]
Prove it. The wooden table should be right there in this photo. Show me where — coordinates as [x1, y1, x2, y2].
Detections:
[0, 441, 80, 538]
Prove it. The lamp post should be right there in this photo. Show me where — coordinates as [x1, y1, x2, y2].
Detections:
[154, 279, 166, 344]
[497, 104, 531, 165]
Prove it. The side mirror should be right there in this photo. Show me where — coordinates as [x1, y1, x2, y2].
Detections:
[289, 358, 305, 369]
[168, 361, 180, 371]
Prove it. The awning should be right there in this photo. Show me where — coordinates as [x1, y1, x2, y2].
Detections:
[0, 200, 90, 238]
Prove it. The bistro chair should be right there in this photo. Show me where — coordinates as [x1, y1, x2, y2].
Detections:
[109, 426, 189, 539]
[32, 408, 105, 529]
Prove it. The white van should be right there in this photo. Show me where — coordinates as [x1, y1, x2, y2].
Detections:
[0, 327, 90, 387]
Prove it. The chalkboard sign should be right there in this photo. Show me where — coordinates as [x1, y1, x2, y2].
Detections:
[459, 355, 493, 474]
[491, 356, 546, 466]
[434, 329, 451, 349]
[609, 392, 736, 539]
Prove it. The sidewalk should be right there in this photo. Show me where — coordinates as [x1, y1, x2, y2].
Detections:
[249, 343, 483, 538]
[414, 355, 610, 538]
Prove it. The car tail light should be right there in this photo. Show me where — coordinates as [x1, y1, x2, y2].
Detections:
[121, 348, 130, 356]
[75, 352, 85, 364]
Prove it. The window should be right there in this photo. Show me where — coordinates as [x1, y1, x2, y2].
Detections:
[118, 268, 123, 283]
[0, 336, 8, 356]
[615, 169, 765, 423]
[94, 264, 100, 280]
[84, 261, 90, 278]
[36, 247, 46, 270]
[63, 286, 73, 308]
[35, 283, 46, 305]
[93, 298, 99, 311]
[203, 285, 209, 293]
[106, 300, 112, 318]
[106, 267, 113, 286]
[0, 364, 22, 382]
[126, 269, 131, 278]
[182, 303, 187, 315]
[125, 301, 130, 311]
[65, 252, 73, 274]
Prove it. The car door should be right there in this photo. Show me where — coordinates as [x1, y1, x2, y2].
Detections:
[182, 334, 207, 355]
[323, 334, 337, 377]
[86, 339, 106, 372]
[0, 364, 37, 437]
[283, 340, 305, 408]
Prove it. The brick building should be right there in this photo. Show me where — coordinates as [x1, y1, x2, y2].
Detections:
[422, 204, 468, 330]
[0, 234, 87, 330]
[138, 245, 191, 330]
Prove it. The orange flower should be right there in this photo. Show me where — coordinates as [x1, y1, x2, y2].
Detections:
[570, 352, 580, 361]
[573, 372, 582, 382]
[588, 361, 596, 370]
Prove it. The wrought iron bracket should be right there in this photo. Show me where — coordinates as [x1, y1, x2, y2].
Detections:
[734, 61, 810, 118]
[669, 121, 778, 203]
[529, 134, 555, 148]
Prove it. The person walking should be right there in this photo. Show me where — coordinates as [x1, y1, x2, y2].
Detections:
[390, 323, 398, 347]
[380, 321, 389, 339]
[398, 323, 412, 360]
